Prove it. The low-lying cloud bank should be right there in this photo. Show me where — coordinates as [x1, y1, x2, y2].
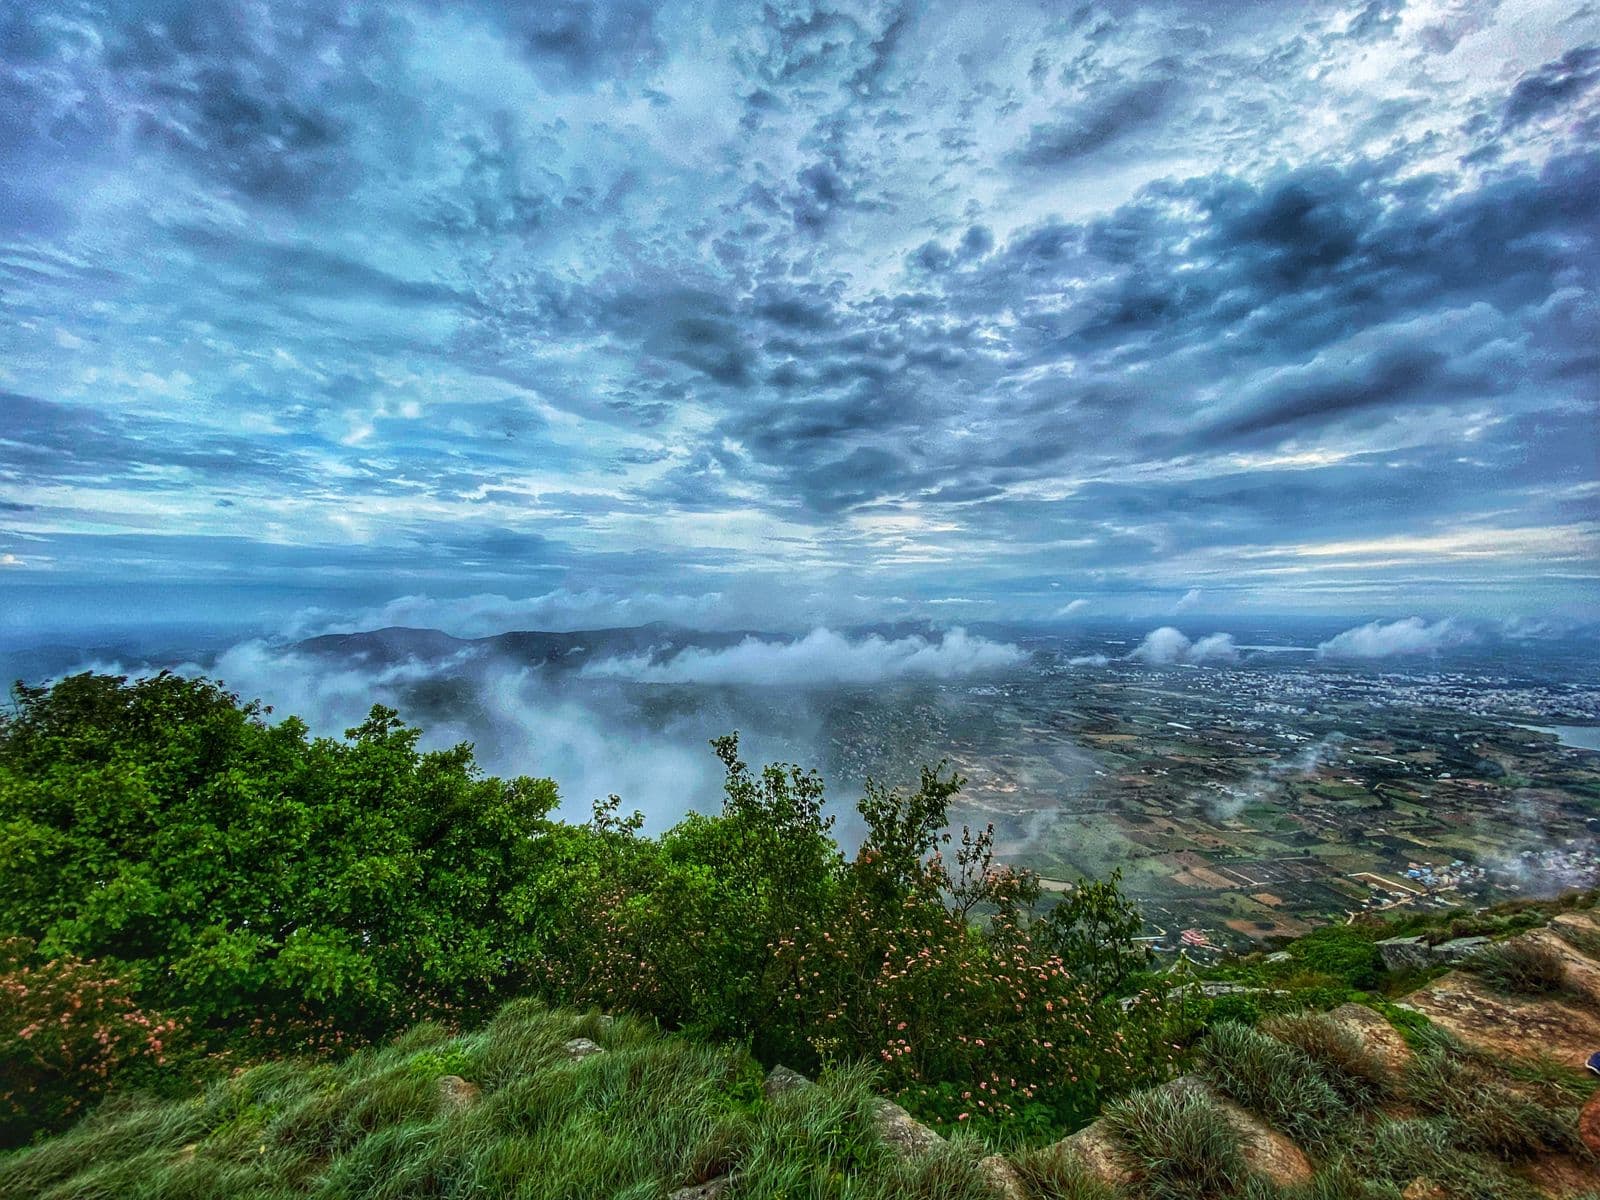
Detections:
[1128, 627, 1239, 666]
[1316, 617, 1474, 660]
[582, 627, 1025, 686]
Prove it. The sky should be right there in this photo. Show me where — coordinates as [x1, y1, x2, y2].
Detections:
[1, 0, 1597, 640]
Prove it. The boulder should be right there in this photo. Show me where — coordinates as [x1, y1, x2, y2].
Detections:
[873, 1098, 945, 1157]
[563, 1037, 604, 1061]
[1377, 936, 1433, 972]
[979, 1154, 1027, 1200]
[763, 1064, 815, 1100]
[1057, 1122, 1131, 1188]
[1432, 935, 1491, 963]
[668, 1181, 730, 1200]
[1328, 1003, 1413, 1073]
[1581, 1089, 1600, 1155]
[437, 1075, 480, 1113]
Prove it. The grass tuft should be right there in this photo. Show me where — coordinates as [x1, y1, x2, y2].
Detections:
[1402, 1046, 1586, 1161]
[1007, 1144, 1122, 1200]
[1467, 939, 1567, 995]
[1261, 1013, 1393, 1111]
[1103, 1084, 1249, 1200]
[1196, 1022, 1350, 1153]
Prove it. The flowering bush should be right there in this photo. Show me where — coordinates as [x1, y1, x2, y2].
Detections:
[0, 937, 180, 1146]
[532, 737, 1187, 1136]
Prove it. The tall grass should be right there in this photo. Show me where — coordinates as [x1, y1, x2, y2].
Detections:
[0, 1003, 994, 1200]
[1402, 1046, 1586, 1161]
[1467, 939, 1568, 995]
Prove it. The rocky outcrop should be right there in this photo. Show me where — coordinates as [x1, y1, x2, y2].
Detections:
[872, 1098, 945, 1157]
[667, 1181, 731, 1200]
[762, 1064, 815, 1100]
[1327, 1002, 1413, 1073]
[1581, 1089, 1600, 1155]
[436, 1074, 480, 1113]
[1407, 923, 1600, 1068]
[563, 1036, 605, 1061]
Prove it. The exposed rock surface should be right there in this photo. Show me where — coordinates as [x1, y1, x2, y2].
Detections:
[1407, 924, 1600, 1068]
[436, 1074, 480, 1112]
[762, 1064, 815, 1099]
[1328, 1002, 1413, 1073]
[667, 1181, 730, 1200]
[872, 1098, 945, 1156]
[1377, 936, 1434, 972]
[1167, 1076, 1313, 1189]
[1058, 1120, 1132, 1188]
[1581, 1089, 1600, 1155]
[563, 1037, 605, 1061]
[978, 1153, 1027, 1200]
[1432, 935, 1492, 962]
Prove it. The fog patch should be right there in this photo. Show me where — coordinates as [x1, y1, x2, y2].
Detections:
[581, 627, 1025, 686]
[1208, 734, 1347, 822]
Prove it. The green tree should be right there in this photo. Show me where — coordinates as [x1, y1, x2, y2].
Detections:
[0, 673, 559, 1046]
[1035, 869, 1150, 996]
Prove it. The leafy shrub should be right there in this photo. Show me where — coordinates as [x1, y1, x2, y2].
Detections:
[1287, 927, 1383, 990]
[0, 937, 180, 1146]
[0, 673, 560, 1047]
[1103, 1085, 1249, 1200]
[1468, 939, 1567, 995]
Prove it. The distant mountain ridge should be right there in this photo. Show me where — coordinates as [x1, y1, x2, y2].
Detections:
[291, 620, 970, 672]
[293, 621, 767, 671]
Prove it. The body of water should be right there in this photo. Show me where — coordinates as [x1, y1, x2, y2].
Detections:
[1522, 725, 1600, 752]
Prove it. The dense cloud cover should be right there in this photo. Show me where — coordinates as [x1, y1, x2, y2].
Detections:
[1, 0, 1596, 635]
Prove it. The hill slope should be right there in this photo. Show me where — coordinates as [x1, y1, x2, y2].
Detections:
[7, 912, 1598, 1200]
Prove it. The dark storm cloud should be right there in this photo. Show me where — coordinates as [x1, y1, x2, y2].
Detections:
[464, 0, 663, 88]
[1009, 75, 1179, 169]
[1502, 44, 1600, 129]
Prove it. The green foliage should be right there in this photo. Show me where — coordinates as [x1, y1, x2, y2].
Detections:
[1466, 938, 1568, 995]
[1362, 1001, 1432, 1050]
[1, 675, 1176, 1147]
[1035, 869, 1150, 996]
[0, 673, 560, 1054]
[1285, 927, 1382, 991]
[1102, 1085, 1250, 1200]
